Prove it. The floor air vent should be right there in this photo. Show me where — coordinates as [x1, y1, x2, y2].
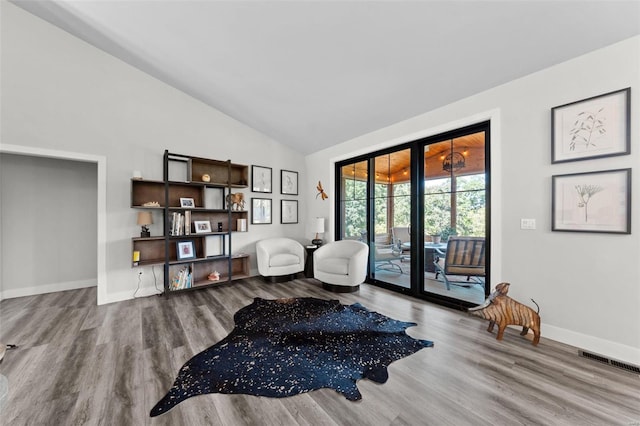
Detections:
[579, 350, 640, 374]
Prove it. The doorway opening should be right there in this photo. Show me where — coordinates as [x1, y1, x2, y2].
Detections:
[0, 144, 107, 305]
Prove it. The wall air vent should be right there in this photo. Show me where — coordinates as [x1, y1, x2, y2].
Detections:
[579, 350, 640, 374]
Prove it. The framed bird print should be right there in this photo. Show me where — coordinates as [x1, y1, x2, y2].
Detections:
[281, 170, 298, 195]
[252, 165, 272, 193]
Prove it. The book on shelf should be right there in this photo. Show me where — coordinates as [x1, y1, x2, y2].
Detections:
[170, 212, 187, 236]
[170, 266, 192, 290]
[185, 210, 191, 235]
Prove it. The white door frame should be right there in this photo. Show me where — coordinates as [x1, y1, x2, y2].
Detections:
[0, 144, 107, 305]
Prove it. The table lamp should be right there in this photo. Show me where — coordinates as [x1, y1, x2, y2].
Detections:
[312, 217, 325, 245]
[137, 211, 153, 237]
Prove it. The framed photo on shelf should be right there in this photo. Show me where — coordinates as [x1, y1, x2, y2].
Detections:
[552, 168, 631, 234]
[176, 241, 196, 260]
[281, 199, 298, 224]
[251, 198, 272, 224]
[551, 87, 630, 163]
[281, 170, 298, 195]
[193, 220, 211, 234]
[180, 197, 195, 208]
[252, 165, 272, 193]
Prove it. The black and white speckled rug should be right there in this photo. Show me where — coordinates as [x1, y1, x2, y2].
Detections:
[150, 297, 433, 417]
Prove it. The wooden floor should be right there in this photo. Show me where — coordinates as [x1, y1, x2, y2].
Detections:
[1, 277, 638, 426]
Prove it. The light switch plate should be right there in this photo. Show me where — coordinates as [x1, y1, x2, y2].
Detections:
[520, 218, 536, 230]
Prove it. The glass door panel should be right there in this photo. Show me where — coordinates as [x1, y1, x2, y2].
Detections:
[370, 149, 411, 289]
[422, 132, 487, 304]
[339, 161, 368, 240]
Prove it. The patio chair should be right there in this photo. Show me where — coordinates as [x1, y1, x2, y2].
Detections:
[374, 242, 403, 274]
[391, 226, 410, 248]
[433, 236, 486, 290]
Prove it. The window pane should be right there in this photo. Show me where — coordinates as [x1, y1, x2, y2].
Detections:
[343, 200, 367, 239]
[424, 193, 451, 236]
[340, 161, 367, 201]
[393, 183, 411, 227]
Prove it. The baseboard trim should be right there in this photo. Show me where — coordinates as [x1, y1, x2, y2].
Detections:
[0, 279, 97, 300]
[100, 285, 163, 305]
[543, 323, 640, 367]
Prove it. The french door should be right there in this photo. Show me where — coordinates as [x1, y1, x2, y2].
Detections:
[336, 122, 490, 307]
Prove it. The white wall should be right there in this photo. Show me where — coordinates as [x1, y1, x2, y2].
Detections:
[0, 154, 97, 298]
[1, 2, 307, 304]
[304, 36, 640, 365]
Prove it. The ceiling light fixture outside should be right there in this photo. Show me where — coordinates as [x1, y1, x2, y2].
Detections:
[443, 152, 466, 172]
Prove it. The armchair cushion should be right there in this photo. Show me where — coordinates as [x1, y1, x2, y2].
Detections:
[316, 258, 349, 275]
[270, 253, 301, 268]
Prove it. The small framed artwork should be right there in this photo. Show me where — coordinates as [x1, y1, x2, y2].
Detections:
[180, 198, 195, 208]
[281, 170, 298, 195]
[193, 220, 211, 234]
[281, 199, 298, 224]
[176, 241, 196, 260]
[552, 168, 631, 234]
[251, 198, 272, 224]
[551, 87, 630, 163]
[252, 165, 272, 193]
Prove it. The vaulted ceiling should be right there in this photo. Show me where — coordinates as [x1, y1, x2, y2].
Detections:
[12, 1, 640, 155]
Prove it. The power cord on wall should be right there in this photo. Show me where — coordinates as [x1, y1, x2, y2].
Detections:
[133, 271, 143, 298]
[133, 266, 163, 299]
[152, 265, 162, 295]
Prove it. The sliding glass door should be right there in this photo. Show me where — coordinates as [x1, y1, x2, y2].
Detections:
[335, 122, 489, 308]
[422, 131, 487, 304]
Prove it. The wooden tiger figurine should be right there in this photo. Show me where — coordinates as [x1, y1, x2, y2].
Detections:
[468, 282, 541, 346]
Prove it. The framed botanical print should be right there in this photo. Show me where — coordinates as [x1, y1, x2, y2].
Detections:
[552, 168, 631, 234]
[551, 88, 630, 163]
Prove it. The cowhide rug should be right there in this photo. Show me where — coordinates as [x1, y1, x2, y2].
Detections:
[150, 297, 433, 417]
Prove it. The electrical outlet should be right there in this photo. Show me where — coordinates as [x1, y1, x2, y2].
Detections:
[520, 218, 536, 230]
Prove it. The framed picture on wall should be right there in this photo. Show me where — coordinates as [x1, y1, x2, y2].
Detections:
[281, 199, 298, 224]
[251, 198, 272, 224]
[552, 168, 631, 233]
[252, 165, 272, 193]
[281, 170, 298, 195]
[551, 88, 630, 163]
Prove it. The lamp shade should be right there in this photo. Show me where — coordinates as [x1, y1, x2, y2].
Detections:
[313, 217, 325, 234]
[137, 211, 153, 226]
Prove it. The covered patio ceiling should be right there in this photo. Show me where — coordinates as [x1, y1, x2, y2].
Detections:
[342, 131, 486, 183]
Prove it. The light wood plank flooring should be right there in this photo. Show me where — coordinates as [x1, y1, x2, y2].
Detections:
[1, 277, 638, 425]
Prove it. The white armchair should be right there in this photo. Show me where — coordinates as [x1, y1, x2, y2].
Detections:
[256, 238, 304, 282]
[313, 240, 369, 292]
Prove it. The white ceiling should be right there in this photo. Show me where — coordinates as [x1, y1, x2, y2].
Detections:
[12, 1, 640, 155]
